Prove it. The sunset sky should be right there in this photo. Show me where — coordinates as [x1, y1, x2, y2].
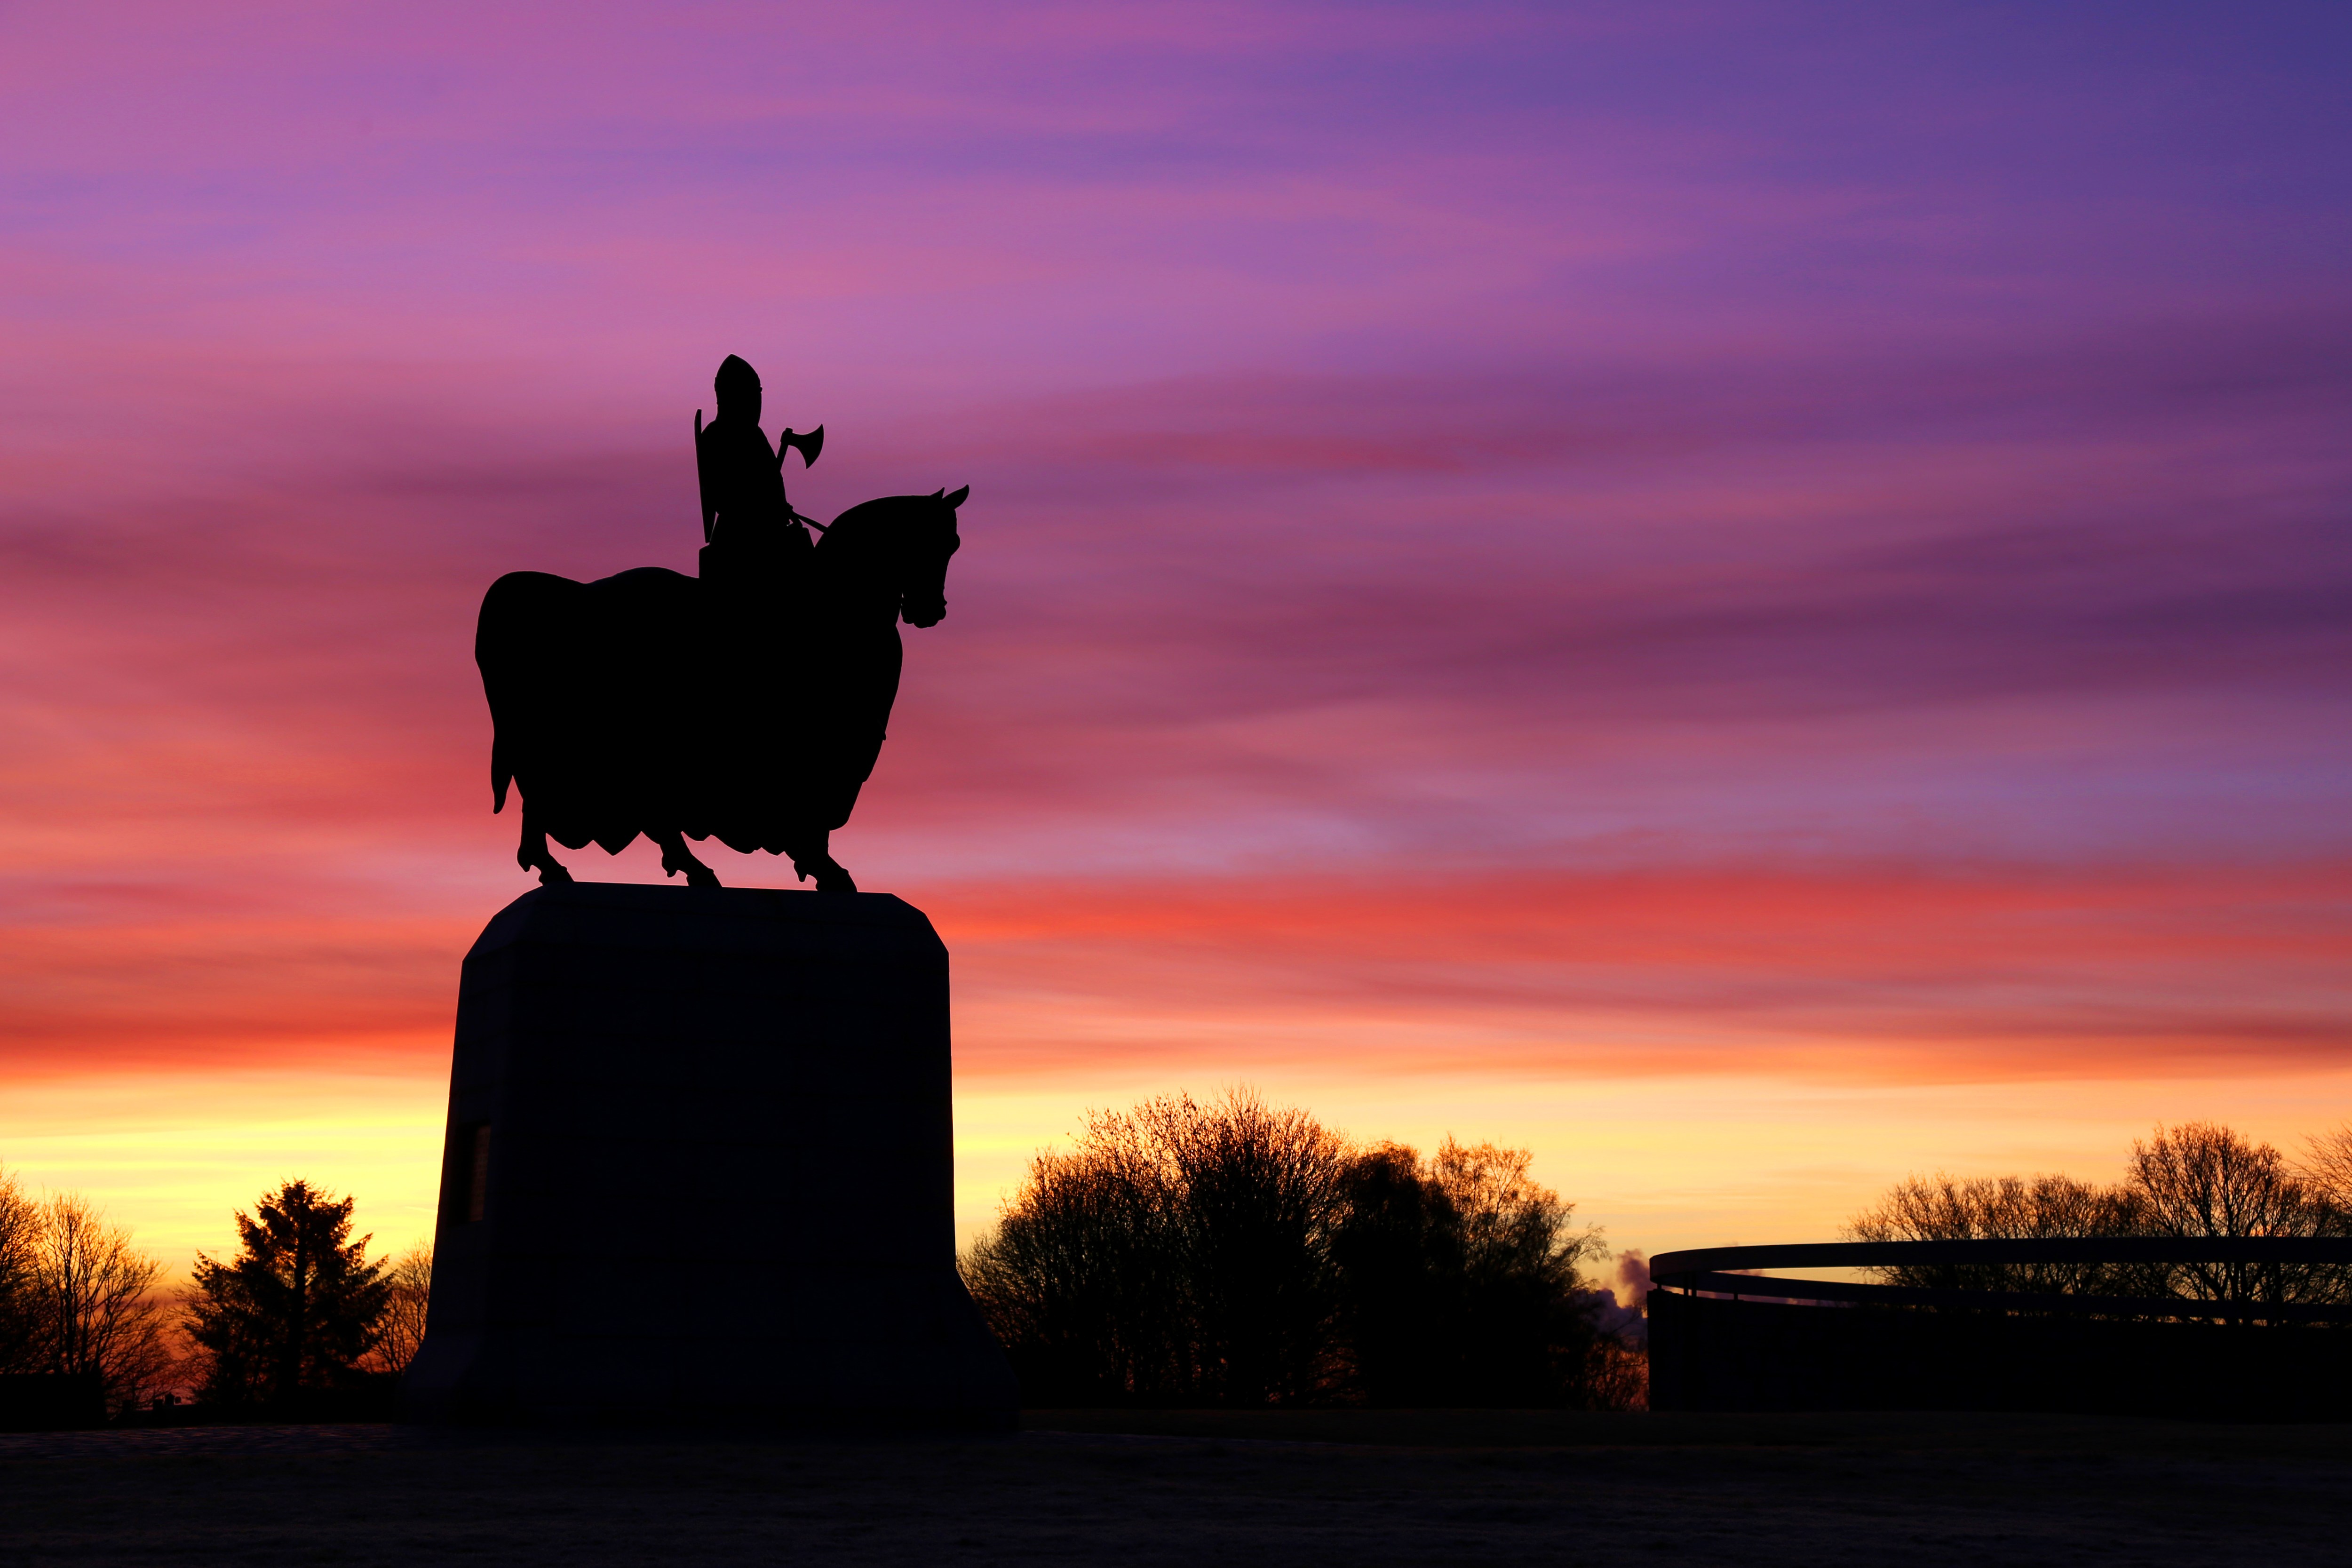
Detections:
[3, 3, 2348, 1281]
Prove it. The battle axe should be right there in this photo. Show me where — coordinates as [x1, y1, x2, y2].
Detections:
[776, 426, 824, 468]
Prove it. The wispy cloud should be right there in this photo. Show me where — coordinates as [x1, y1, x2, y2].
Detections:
[1, 4, 2347, 1247]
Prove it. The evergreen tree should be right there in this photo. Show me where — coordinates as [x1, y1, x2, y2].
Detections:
[185, 1179, 389, 1407]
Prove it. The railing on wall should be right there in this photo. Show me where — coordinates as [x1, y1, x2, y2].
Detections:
[1649, 1237, 2352, 1323]
[1644, 1238, 2352, 1419]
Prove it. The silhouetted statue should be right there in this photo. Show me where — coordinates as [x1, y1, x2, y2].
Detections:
[695, 353, 823, 590]
[475, 356, 965, 891]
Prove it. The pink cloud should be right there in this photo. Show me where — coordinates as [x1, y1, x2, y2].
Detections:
[0, 5, 2346, 1161]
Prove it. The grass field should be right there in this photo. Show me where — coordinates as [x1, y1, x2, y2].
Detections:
[3, 1408, 2346, 1565]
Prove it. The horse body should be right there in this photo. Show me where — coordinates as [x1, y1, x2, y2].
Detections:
[477, 488, 964, 891]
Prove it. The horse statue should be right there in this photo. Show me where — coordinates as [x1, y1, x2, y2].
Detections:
[475, 484, 967, 892]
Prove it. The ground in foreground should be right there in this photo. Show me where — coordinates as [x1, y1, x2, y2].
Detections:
[3, 1408, 2346, 1566]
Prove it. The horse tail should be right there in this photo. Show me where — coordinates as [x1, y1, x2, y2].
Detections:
[491, 734, 513, 814]
[478, 571, 548, 816]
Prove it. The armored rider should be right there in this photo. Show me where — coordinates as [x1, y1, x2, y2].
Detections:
[695, 354, 823, 590]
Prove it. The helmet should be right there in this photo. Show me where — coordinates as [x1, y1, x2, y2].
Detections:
[715, 354, 761, 398]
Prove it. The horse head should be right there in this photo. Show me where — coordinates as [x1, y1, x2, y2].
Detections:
[897, 485, 967, 629]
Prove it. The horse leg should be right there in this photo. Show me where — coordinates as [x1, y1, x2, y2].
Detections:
[787, 829, 857, 894]
[654, 829, 723, 889]
[518, 808, 572, 884]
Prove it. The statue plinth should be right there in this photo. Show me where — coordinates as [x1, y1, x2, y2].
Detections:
[401, 883, 1016, 1425]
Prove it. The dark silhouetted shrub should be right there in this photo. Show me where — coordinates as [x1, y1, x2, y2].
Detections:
[965, 1090, 1630, 1407]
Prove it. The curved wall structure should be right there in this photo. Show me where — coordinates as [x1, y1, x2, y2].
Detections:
[1648, 1239, 2352, 1421]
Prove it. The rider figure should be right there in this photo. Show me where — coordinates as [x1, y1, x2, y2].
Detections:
[696, 354, 813, 589]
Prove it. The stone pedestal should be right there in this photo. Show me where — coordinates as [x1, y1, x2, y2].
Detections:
[401, 883, 1016, 1425]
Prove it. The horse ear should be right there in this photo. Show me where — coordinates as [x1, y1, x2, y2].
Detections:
[930, 487, 944, 499]
[945, 485, 969, 509]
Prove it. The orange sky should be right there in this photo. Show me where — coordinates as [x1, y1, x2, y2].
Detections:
[8, 856, 2347, 1276]
[3, 5, 2349, 1281]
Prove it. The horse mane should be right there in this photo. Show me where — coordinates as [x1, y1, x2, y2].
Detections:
[821, 491, 928, 537]
[816, 491, 952, 570]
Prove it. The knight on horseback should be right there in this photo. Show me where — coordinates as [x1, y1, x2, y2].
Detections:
[475, 353, 964, 895]
[695, 353, 823, 593]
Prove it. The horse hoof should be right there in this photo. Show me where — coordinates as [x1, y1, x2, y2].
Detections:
[688, 868, 723, 889]
[537, 863, 573, 885]
[815, 867, 858, 894]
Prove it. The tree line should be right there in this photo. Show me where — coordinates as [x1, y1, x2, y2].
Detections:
[1848, 1121, 2352, 1311]
[28, 1113, 2335, 1420]
[0, 1164, 431, 1418]
[960, 1089, 1644, 1409]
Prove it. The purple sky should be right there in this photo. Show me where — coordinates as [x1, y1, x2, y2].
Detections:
[2, 3, 2348, 1261]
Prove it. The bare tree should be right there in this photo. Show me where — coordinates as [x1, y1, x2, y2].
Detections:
[1141, 1090, 1353, 1405]
[30, 1194, 172, 1414]
[0, 1163, 40, 1372]
[962, 1105, 1189, 1404]
[361, 1245, 433, 1375]
[965, 1088, 1353, 1406]
[1434, 1138, 1600, 1292]
[2297, 1124, 2352, 1220]
[2127, 1122, 2340, 1311]
[1847, 1172, 2144, 1295]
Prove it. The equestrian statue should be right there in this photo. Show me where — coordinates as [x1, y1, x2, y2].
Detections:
[475, 354, 965, 891]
